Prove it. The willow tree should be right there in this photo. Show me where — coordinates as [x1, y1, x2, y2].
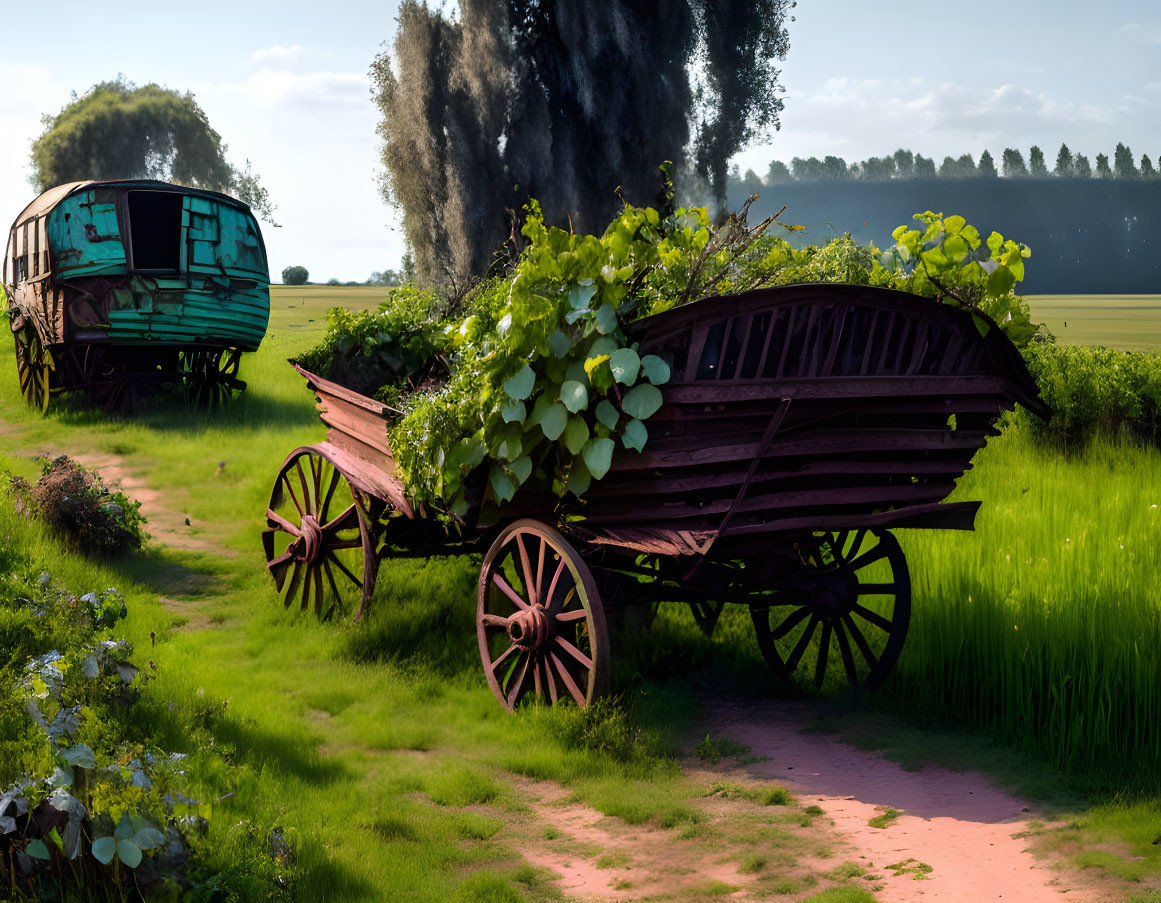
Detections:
[371, 0, 794, 292]
[30, 77, 277, 225]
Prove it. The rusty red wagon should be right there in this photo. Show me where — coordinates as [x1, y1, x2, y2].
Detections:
[262, 283, 1046, 709]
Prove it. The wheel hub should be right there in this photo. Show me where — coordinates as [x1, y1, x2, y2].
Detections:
[507, 603, 551, 651]
[296, 514, 324, 564]
[807, 569, 859, 617]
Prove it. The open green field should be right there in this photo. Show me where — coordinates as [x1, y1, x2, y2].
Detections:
[1025, 294, 1161, 352]
[2, 286, 1161, 900]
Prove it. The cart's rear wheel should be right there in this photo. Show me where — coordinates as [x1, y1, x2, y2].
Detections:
[478, 520, 610, 710]
[262, 447, 377, 622]
[14, 327, 52, 413]
[750, 529, 910, 692]
[182, 348, 244, 408]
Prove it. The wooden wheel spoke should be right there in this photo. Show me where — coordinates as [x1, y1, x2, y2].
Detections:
[325, 537, 364, 550]
[327, 552, 363, 590]
[295, 460, 313, 513]
[282, 562, 303, 609]
[322, 560, 346, 614]
[842, 614, 879, 669]
[543, 559, 567, 612]
[554, 636, 593, 671]
[322, 504, 360, 533]
[309, 455, 323, 506]
[299, 564, 313, 611]
[515, 534, 536, 606]
[492, 572, 530, 611]
[532, 655, 544, 698]
[534, 538, 546, 608]
[320, 465, 340, 521]
[480, 613, 509, 629]
[543, 654, 559, 703]
[814, 620, 833, 689]
[550, 652, 586, 706]
[852, 603, 892, 633]
[266, 508, 301, 536]
[313, 566, 324, 618]
[268, 553, 293, 589]
[555, 608, 588, 623]
[784, 614, 819, 674]
[833, 619, 859, 688]
[505, 654, 531, 709]
[857, 583, 897, 595]
[771, 605, 812, 640]
[281, 474, 305, 516]
[490, 643, 519, 673]
[842, 530, 867, 564]
[846, 543, 888, 573]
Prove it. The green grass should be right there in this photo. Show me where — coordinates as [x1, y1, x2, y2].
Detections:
[1025, 294, 1161, 352]
[867, 808, 901, 829]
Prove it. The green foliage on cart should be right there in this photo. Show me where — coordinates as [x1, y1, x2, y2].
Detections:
[297, 183, 1036, 521]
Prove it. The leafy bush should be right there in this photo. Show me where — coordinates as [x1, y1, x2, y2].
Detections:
[1015, 344, 1161, 445]
[12, 457, 147, 556]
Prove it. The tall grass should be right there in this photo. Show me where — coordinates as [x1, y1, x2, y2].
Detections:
[886, 421, 1161, 787]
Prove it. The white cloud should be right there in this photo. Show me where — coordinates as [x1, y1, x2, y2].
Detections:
[1118, 22, 1161, 44]
[222, 68, 369, 111]
[251, 44, 307, 66]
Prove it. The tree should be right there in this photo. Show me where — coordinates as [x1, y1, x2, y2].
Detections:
[938, 154, 977, 179]
[1114, 142, 1137, 179]
[368, 270, 402, 287]
[1074, 154, 1092, 178]
[371, 0, 794, 292]
[1095, 153, 1112, 178]
[791, 156, 825, 181]
[30, 76, 277, 225]
[765, 160, 791, 184]
[1053, 143, 1074, 177]
[740, 168, 764, 196]
[978, 149, 997, 178]
[1028, 145, 1048, 177]
[282, 266, 309, 286]
[913, 154, 937, 180]
[892, 149, 914, 179]
[857, 156, 896, 181]
[1001, 148, 1027, 177]
[1142, 154, 1157, 179]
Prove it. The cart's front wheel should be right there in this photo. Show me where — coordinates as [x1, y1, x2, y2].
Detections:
[750, 529, 910, 692]
[262, 447, 377, 621]
[14, 326, 52, 413]
[181, 348, 245, 408]
[478, 521, 610, 710]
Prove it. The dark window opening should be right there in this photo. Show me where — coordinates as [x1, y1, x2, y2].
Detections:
[13, 254, 28, 283]
[128, 191, 183, 270]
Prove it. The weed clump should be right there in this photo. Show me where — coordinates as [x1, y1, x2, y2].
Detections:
[10, 457, 146, 556]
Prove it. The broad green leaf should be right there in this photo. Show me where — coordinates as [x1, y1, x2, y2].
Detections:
[132, 826, 166, 852]
[525, 394, 554, 430]
[582, 437, 615, 480]
[595, 303, 618, 335]
[986, 266, 1016, 298]
[595, 400, 620, 430]
[944, 214, 966, 234]
[48, 827, 64, 850]
[548, 329, 572, 358]
[609, 348, 641, 385]
[564, 416, 589, 455]
[972, 314, 992, 338]
[503, 364, 535, 400]
[116, 838, 142, 869]
[540, 404, 569, 441]
[565, 360, 589, 384]
[943, 234, 969, 263]
[496, 427, 522, 461]
[640, 354, 671, 385]
[560, 380, 589, 413]
[92, 836, 116, 864]
[568, 282, 597, 311]
[60, 744, 96, 769]
[566, 459, 591, 497]
[589, 336, 618, 357]
[986, 231, 1003, 254]
[622, 418, 648, 452]
[489, 467, 516, 504]
[565, 308, 591, 325]
[26, 838, 51, 860]
[114, 815, 134, 840]
[509, 456, 533, 486]
[621, 383, 663, 420]
[501, 400, 526, 424]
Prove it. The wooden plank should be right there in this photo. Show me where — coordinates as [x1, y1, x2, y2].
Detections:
[659, 375, 1014, 404]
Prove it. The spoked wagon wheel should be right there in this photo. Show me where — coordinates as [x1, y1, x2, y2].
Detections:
[181, 348, 244, 407]
[261, 447, 377, 622]
[478, 520, 610, 710]
[750, 530, 910, 692]
[14, 327, 52, 413]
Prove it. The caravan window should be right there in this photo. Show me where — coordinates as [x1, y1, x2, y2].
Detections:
[128, 191, 183, 271]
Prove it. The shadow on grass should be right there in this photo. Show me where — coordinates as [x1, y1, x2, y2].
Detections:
[106, 545, 228, 599]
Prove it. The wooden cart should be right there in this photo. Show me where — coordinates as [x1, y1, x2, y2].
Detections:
[261, 284, 1047, 708]
[4, 180, 270, 412]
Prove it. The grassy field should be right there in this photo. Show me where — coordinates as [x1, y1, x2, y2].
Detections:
[2, 285, 1161, 900]
[1025, 294, 1161, 352]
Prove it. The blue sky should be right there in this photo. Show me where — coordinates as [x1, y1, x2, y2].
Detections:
[1, 0, 1158, 282]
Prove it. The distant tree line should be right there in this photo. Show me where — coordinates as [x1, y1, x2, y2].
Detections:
[735, 143, 1160, 191]
[281, 263, 405, 287]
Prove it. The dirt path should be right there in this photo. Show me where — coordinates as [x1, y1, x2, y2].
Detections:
[706, 699, 1099, 903]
